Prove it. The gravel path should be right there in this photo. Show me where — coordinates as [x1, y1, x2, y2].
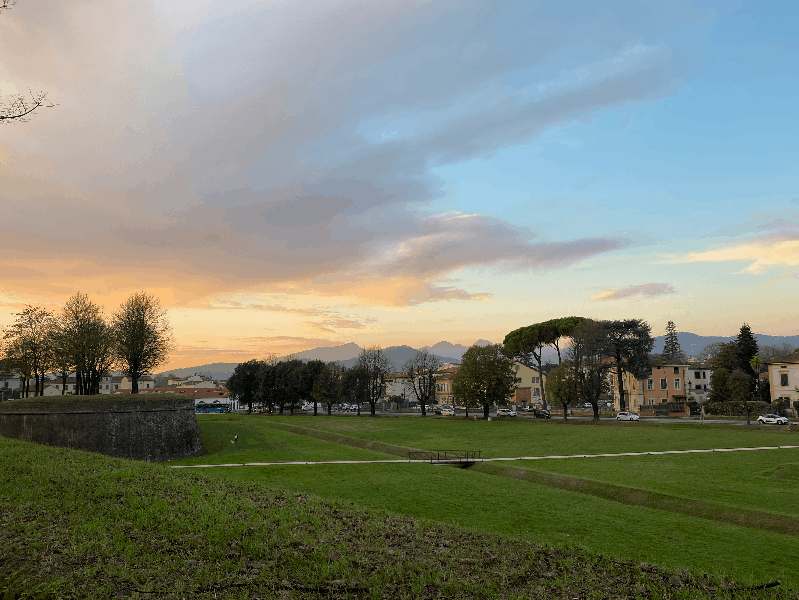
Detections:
[170, 444, 799, 468]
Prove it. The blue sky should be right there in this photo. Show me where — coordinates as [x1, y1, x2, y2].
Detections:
[1, 0, 797, 367]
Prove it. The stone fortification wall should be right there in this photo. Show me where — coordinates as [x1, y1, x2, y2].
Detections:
[0, 395, 203, 461]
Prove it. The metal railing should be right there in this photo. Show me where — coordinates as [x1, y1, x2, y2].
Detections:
[408, 450, 482, 462]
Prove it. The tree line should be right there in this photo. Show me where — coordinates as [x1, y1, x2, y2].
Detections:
[1, 292, 173, 397]
[449, 317, 795, 422]
[223, 317, 797, 422]
[228, 346, 455, 417]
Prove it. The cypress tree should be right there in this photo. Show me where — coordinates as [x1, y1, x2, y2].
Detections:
[662, 321, 685, 361]
[735, 323, 759, 375]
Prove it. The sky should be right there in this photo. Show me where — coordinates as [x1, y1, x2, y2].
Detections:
[1, 0, 798, 371]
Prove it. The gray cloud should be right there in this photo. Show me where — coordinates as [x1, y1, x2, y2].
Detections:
[0, 0, 711, 305]
[590, 283, 677, 302]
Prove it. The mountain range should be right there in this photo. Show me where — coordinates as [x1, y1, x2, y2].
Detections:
[159, 332, 799, 380]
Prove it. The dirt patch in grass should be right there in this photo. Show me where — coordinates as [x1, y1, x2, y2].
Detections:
[259, 420, 421, 458]
[472, 462, 799, 538]
[1, 436, 791, 599]
[762, 462, 799, 481]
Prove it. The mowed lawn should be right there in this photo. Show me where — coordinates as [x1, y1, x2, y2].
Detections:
[264, 413, 798, 457]
[186, 414, 799, 589]
[171, 414, 396, 465]
[514, 450, 799, 518]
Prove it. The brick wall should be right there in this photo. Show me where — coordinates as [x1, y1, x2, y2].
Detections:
[0, 395, 203, 462]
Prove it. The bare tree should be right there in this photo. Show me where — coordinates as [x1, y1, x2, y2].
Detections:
[111, 292, 173, 393]
[60, 292, 114, 395]
[3, 306, 55, 396]
[1, 90, 55, 123]
[1, 4, 56, 124]
[759, 343, 796, 362]
[403, 349, 441, 417]
[355, 346, 393, 417]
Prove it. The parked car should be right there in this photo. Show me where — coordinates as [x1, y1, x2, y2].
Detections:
[616, 411, 639, 421]
[440, 408, 455, 416]
[757, 414, 789, 425]
[532, 409, 551, 419]
[496, 408, 517, 417]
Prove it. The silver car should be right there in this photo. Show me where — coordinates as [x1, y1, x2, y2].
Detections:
[616, 411, 639, 421]
[757, 414, 789, 425]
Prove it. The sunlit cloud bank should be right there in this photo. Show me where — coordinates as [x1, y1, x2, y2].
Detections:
[4, 0, 791, 363]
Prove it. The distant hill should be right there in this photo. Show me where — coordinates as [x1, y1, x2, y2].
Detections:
[162, 331, 798, 379]
[340, 345, 451, 371]
[289, 342, 362, 363]
[157, 362, 240, 380]
[652, 332, 799, 356]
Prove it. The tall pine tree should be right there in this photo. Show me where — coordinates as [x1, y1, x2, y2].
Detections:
[735, 323, 759, 375]
[662, 321, 686, 362]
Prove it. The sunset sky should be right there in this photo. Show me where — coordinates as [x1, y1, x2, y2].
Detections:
[1, 0, 797, 370]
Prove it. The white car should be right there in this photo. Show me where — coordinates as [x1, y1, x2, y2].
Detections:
[616, 412, 639, 421]
[440, 408, 455, 416]
[757, 414, 789, 425]
[496, 408, 517, 417]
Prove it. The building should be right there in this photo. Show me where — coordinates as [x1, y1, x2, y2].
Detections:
[384, 372, 412, 402]
[607, 366, 644, 412]
[511, 361, 545, 408]
[683, 363, 713, 402]
[767, 351, 799, 410]
[642, 360, 690, 407]
[434, 366, 459, 405]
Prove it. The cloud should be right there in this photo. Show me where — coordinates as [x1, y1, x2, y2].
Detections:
[590, 282, 677, 302]
[0, 0, 708, 307]
[672, 237, 799, 274]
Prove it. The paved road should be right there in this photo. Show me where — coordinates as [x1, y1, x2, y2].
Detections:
[170, 444, 799, 469]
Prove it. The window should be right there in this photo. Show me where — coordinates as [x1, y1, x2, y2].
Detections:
[647, 379, 654, 390]
[695, 371, 700, 379]
[532, 377, 539, 384]
[702, 371, 706, 379]
[660, 378, 667, 390]
[662, 398, 668, 403]
[673, 367, 679, 375]
[647, 398, 654, 405]
[515, 378, 522, 384]
[674, 378, 681, 390]
[533, 388, 540, 397]
[780, 373, 789, 387]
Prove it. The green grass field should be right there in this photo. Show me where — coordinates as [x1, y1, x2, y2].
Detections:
[259, 414, 798, 458]
[3, 413, 798, 598]
[173, 414, 799, 590]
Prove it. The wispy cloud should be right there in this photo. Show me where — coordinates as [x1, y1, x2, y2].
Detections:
[590, 282, 677, 302]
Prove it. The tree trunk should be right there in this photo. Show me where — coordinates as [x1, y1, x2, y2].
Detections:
[327, 403, 332, 416]
[592, 403, 600, 422]
[483, 404, 490, 420]
[536, 352, 547, 410]
[370, 402, 376, 417]
[132, 376, 139, 394]
[562, 403, 568, 422]
[617, 362, 626, 412]
[314, 400, 318, 416]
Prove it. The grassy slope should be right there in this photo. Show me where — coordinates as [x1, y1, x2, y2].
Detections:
[173, 414, 397, 465]
[184, 415, 799, 589]
[204, 462, 799, 590]
[4, 436, 782, 600]
[264, 414, 798, 457]
[511, 450, 799, 517]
